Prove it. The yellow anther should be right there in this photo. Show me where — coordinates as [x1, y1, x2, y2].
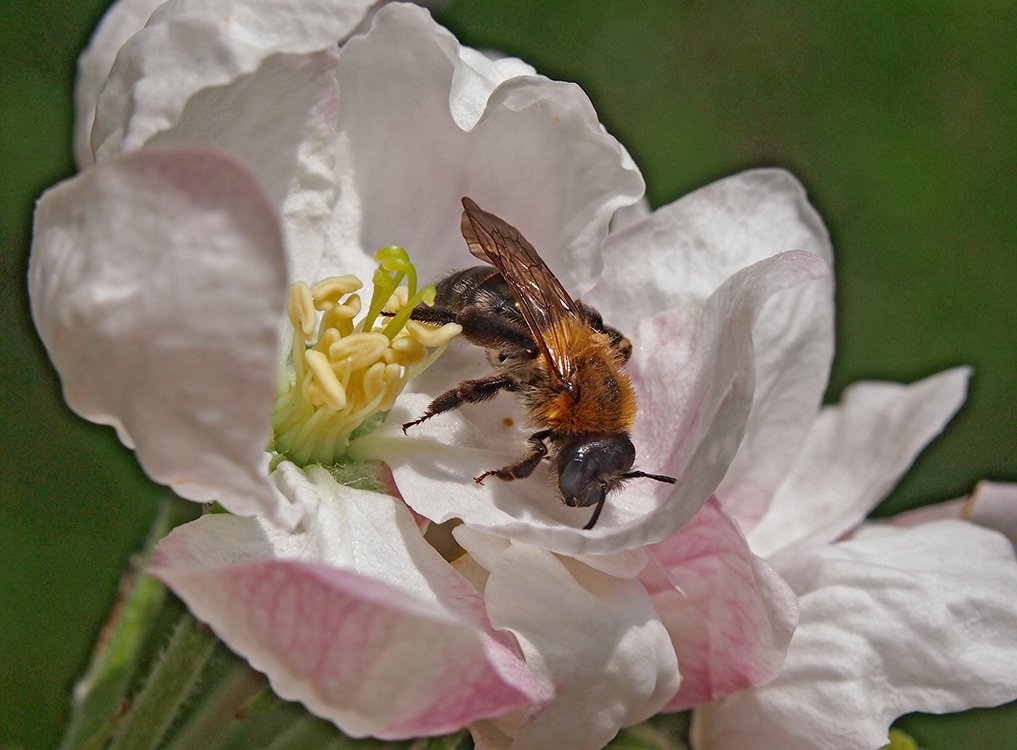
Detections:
[385, 335, 428, 366]
[311, 275, 364, 308]
[331, 294, 363, 321]
[272, 247, 459, 466]
[384, 286, 410, 313]
[328, 332, 390, 372]
[407, 320, 463, 348]
[305, 350, 347, 410]
[361, 361, 387, 403]
[380, 363, 405, 410]
[288, 282, 317, 341]
[313, 327, 341, 354]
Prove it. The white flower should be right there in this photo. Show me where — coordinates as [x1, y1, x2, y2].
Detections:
[39, 1, 1006, 748]
[687, 361, 1017, 747]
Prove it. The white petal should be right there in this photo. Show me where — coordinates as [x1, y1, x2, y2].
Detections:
[882, 481, 1017, 549]
[359, 250, 827, 556]
[74, 0, 167, 167]
[748, 367, 970, 558]
[609, 194, 652, 233]
[329, 3, 644, 296]
[593, 169, 832, 332]
[151, 466, 540, 738]
[594, 170, 835, 531]
[91, 0, 375, 161]
[29, 147, 294, 526]
[451, 47, 538, 131]
[456, 527, 679, 750]
[693, 521, 1017, 750]
[147, 49, 343, 286]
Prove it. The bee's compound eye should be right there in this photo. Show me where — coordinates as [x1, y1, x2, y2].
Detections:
[557, 435, 635, 506]
[575, 482, 607, 509]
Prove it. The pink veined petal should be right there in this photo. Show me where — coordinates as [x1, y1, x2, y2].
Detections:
[91, 0, 376, 161]
[593, 170, 835, 532]
[748, 367, 970, 558]
[73, 0, 167, 168]
[151, 468, 541, 739]
[329, 3, 644, 297]
[358, 250, 827, 556]
[641, 498, 798, 711]
[455, 526, 679, 750]
[29, 146, 296, 527]
[692, 520, 1017, 750]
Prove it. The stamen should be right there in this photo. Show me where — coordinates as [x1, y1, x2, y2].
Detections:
[272, 247, 460, 466]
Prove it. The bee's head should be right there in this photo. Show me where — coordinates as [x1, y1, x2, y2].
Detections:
[557, 434, 636, 513]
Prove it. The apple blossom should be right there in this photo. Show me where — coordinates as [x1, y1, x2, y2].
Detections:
[34, 1, 1015, 749]
[33, 1, 826, 744]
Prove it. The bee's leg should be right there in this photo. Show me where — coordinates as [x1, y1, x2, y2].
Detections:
[577, 301, 631, 362]
[403, 305, 537, 359]
[474, 430, 552, 484]
[457, 308, 537, 357]
[401, 374, 515, 433]
[402, 304, 456, 325]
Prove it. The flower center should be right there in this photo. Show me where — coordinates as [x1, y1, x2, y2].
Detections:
[272, 246, 460, 466]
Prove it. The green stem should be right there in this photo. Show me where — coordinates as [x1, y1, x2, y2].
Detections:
[162, 660, 267, 750]
[106, 613, 218, 750]
[59, 495, 196, 750]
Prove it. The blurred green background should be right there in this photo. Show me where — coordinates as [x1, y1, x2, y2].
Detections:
[1, 1, 1014, 748]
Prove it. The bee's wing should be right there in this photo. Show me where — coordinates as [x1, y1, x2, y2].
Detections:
[460, 197, 581, 392]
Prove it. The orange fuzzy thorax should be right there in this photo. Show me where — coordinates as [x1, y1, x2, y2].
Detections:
[530, 320, 636, 435]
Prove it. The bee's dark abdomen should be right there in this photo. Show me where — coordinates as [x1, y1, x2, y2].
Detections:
[420, 266, 534, 355]
[433, 267, 519, 320]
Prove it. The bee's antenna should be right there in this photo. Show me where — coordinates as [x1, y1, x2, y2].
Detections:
[582, 489, 608, 530]
[622, 471, 676, 484]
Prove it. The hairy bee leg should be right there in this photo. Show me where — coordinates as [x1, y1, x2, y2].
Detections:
[403, 304, 537, 358]
[577, 301, 631, 362]
[401, 374, 515, 433]
[475, 429, 552, 484]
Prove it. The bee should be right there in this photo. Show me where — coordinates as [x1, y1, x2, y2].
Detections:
[402, 197, 675, 529]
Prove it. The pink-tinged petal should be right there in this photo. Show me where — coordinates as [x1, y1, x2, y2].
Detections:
[595, 170, 835, 531]
[359, 250, 827, 556]
[456, 527, 679, 750]
[147, 49, 344, 286]
[331, 4, 644, 296]
[882, 481, 1017, 548]
[151, 467, 540, 739]
[74, 0, 167, 167]
[91, 0, 375, 161]
[641, 499, 797, 711]
[693, 521, 1017, 750]
[748, 367, 970, 558]
[29, 147, 295, 526]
